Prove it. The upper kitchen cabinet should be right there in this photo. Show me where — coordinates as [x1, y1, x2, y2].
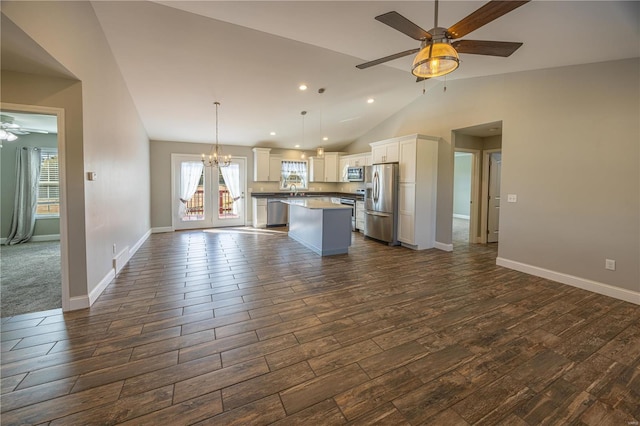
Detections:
[308, 156, 325, 182]
[322, 152, 342, 182]
[371, 140, 399, 163]
[253, 148, 281, 182]
[269, 155, 282, 183]
[323, 152, 339, 182]
[253, 148, 270, 181]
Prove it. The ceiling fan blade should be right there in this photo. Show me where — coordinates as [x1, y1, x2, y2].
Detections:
[356, 48, 420, 69]
[416, 77, 430, 82]
[446, 1, 530, 39]
[452, 40, 523, 57]
[375, 11, 432, 41]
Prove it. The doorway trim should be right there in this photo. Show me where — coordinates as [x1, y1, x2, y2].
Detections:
[480, 148, 501, 244]
[1, 102, 70, 311]
[454, 148, 481, 243]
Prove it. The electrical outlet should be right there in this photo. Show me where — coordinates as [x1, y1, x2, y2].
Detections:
[507, 194, 517, 203]
[605, 259, 616, 270]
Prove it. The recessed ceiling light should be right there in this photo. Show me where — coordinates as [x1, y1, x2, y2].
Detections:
[270, 131, 276, 136]
[323, 137, 328, 141]
[367, 98, 375, 104]
[488, 127, 500, 132]
[299, 84, 308, 91]
[294, 144, 300, 148]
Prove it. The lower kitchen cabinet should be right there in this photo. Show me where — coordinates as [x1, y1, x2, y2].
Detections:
[355, 200, 365, 232]
[252, 198, 267, 228]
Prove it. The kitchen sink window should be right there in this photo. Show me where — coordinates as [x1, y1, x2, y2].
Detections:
[280, 160, 308, 190]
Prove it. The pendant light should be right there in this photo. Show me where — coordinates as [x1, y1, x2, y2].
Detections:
[300, 110, 307, 159]
[316, 88, 325, 158]
[202, 101, 230, 168]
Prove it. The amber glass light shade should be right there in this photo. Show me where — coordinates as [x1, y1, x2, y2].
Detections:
[411, 42, 459, 78]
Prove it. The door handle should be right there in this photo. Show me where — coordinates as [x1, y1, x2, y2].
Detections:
[365, 211, 390, 218]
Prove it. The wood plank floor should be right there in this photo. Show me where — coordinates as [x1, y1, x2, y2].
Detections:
[1, 228, 639, 425]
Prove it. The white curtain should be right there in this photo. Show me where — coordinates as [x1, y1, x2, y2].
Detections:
[6, 147, 42, 245]
[179, 161, 203, 218]
[220, 163, 240, 214]
[281, 160, 307, 189]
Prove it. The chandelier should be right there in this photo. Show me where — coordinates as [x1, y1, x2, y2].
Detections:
[202, 101, 230, 167]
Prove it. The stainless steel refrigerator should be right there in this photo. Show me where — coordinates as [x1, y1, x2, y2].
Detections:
[364, 162, 399, 245]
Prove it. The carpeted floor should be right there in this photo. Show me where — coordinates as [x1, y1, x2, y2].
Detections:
[452, 216, 470, 243]
[0, 241, 61, 318]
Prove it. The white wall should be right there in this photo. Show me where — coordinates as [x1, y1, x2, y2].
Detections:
[348, 58, 639, 297]
[2, 2, 151, 306]
[453, 153, 472, 218]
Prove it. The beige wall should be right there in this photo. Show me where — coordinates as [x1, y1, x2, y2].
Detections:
[347, 58, 639, 294]
[2, 1, 150, 302]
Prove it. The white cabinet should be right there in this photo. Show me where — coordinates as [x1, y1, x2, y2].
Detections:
[371, 141, 399, 163]
[355, 200, 365, 232]
[323, 152, 341, 182]
[308, 157, 325, 182]
[339, 158, 349, 182]
[269, 156, 282, 183]
[398, 183, 416, 243]
[252, 198, 267, 228]
[372, 134, 439, 250]
[253, 148, 271, 181]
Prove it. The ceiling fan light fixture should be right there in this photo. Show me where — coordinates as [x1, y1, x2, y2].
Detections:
[0, 129, 18, 142]
[411, 41, 459, 79]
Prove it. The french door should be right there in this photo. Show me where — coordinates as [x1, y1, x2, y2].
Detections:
[172, 154, 246, 230]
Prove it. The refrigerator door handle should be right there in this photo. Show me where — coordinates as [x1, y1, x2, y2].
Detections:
[365, 211, 390, 218]
[373, 171, 379, 203]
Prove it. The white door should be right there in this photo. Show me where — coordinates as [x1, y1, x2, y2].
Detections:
[487, 152, 502, 243]
[172, 155, 246, 229]
[212, 158, 246, 227]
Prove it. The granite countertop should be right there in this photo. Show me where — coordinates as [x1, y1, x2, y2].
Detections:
[282, 199, 353, 210]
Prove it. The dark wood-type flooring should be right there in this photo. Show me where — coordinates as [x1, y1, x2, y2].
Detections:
[1, 228, 639, 425]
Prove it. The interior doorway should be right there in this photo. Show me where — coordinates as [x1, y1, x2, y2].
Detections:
[453, 150, 480, 243]
[452, 121, 503, 247]
[0, 103, 69, 316]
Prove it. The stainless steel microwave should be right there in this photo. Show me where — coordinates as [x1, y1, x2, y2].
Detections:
[347, 166, 370, 182]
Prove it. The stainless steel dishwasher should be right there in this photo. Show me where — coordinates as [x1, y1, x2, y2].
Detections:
[267, 198, 288, 227]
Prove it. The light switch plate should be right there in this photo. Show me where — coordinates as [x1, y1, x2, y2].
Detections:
[507, 194, 517, 203]
[87, 172, 97, 181]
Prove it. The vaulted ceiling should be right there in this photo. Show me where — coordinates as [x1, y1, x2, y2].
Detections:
[3, 1, 639, 150]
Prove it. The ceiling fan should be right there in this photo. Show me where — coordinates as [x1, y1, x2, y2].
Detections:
[356, 0, 530, 81]
[0, 114, 49, 142]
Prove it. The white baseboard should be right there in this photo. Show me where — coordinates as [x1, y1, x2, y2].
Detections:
[496, 257, 640, 305]
[69, 295, 90, 311]
[453, 214, 470, 220]
[113, 247, 130, 275]
[152, 226, 173, 233]
[88, 229, 152, 308]
[89, 269, 116, 306]
[435, 241, 454, 252]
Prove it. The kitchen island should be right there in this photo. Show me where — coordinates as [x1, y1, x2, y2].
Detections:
[283, 199, 352, 256]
